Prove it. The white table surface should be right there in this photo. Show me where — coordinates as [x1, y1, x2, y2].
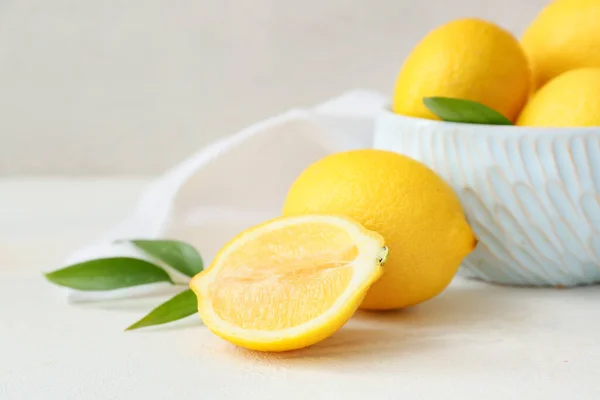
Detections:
[2, 178, 600, 400]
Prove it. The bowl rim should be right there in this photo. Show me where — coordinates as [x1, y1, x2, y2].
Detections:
[377, 106, 600, 138]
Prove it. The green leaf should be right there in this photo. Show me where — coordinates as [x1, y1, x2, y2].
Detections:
[45, 257, 174, 291]
[130, 240, 204, 277]
[423, 97, 513, 125]
[125, 289, 198, 331]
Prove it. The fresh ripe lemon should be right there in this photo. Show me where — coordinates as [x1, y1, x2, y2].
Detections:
[392, 18, 531, 122]
[521, 0, 600, 90]
[282, 150, 477, 310]
[517, 68, 600, 127]
[189, 214, 388, 352]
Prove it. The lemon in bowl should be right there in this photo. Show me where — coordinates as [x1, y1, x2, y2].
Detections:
[392, 18, 531, 123]
[521, 0, 600, 90]
[517, 68, 600, 127]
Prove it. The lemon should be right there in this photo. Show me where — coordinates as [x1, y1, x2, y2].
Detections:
[392, 18, 531, 122]
[521, 0, 600, 90]
[190, 214, 387, 352]
[517, 68, 600, 127]
[282, 149, 477, 310]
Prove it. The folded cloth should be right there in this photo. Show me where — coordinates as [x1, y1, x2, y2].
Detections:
[64, 90, 388, 302]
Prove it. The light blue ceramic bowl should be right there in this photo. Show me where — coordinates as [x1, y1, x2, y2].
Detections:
[374, 108, 600, 287]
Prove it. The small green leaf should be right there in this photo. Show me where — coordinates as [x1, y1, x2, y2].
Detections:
[130, 240, 203, 277]
[45, 257, 173, 291]
[423, 97, 513, 125]
[125, 289, 198, 331]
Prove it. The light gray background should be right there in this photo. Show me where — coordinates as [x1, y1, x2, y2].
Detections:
[1, 0, 547, 175]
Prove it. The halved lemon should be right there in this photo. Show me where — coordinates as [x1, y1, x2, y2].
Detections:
[190, 214, 388, 352]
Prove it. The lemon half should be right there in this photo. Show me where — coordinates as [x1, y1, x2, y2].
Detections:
[190, 214, 387, 352]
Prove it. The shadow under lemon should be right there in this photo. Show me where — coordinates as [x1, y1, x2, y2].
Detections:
[218, 278, 527, 369]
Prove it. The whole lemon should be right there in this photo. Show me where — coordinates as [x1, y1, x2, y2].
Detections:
[521, 0, 600, 90]
[282, 149, 477, 310]
[517, 68, 600, 127]
[392, 18, 531, 122]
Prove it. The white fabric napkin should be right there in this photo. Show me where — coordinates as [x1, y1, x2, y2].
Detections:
[64, 90, 388, 302]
